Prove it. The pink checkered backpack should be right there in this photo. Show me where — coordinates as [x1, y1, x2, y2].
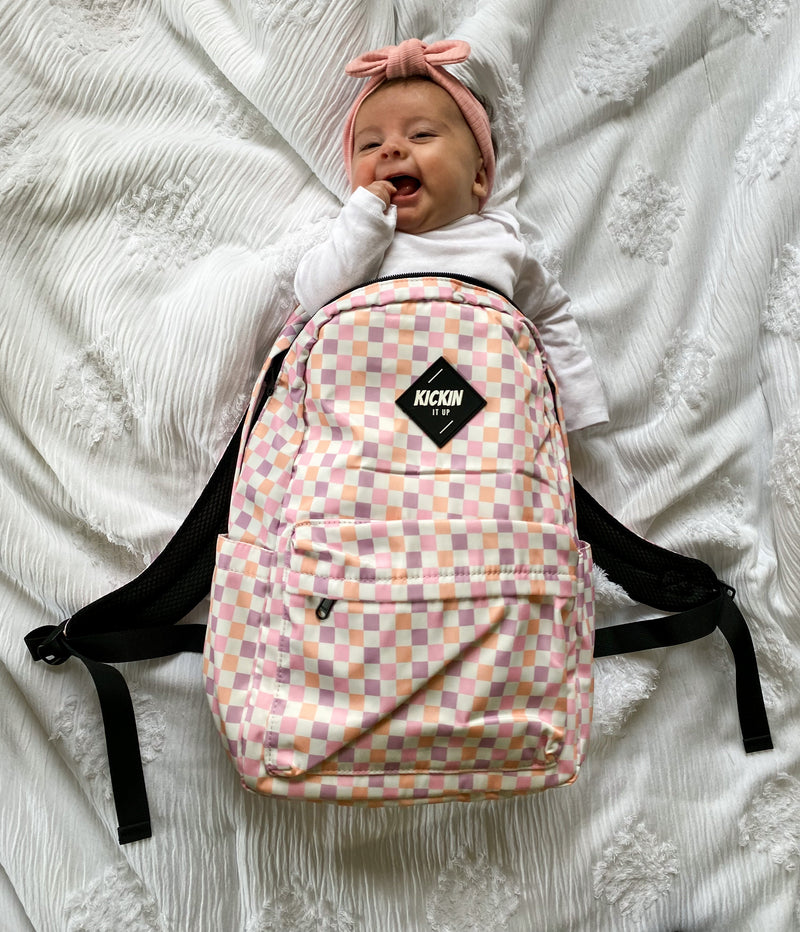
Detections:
[27, 275, 772, 844]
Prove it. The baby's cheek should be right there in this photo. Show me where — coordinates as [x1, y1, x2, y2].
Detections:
[351, 161, 372, 190]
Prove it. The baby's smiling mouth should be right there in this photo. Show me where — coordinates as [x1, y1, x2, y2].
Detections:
[388, 175, 421, 198]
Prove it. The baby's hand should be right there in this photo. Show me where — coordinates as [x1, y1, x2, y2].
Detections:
[364, 180, 396, 210]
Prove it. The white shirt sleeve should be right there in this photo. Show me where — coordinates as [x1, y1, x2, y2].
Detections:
[293, 187, 397, 313]
[515, 249, 609, 432]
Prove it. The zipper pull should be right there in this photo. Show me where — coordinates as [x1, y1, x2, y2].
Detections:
[316, 598, 336, 620]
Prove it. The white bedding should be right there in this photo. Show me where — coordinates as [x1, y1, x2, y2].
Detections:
[2, 1, 799, 929]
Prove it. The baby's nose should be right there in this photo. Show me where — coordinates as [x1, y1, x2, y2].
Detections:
[381, 137, 407, 158]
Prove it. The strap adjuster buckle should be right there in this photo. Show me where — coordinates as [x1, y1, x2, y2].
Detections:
[32, 621, 72, 665]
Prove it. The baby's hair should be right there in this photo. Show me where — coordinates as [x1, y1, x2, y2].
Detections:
[378, 75, 498, 159]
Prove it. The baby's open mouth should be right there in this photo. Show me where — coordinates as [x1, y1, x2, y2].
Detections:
[388, 175, 421, 197]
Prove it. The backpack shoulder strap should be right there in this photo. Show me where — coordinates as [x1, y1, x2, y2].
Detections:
[24, 418, 243, 844]
[574, 480, 773, 755]
[24, 347, 291, 844]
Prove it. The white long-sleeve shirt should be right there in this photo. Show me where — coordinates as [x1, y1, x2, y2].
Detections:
[294, 187, 608, 431]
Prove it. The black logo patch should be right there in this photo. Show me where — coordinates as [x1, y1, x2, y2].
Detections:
[396, 356, 486, 448]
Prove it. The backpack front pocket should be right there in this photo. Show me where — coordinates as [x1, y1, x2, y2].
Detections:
[258, 518, 592, 799]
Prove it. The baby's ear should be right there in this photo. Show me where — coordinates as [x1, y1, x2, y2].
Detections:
[472, 159, 489, 201]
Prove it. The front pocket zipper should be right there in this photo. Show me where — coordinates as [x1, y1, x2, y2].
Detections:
[316, 598, 336, 620]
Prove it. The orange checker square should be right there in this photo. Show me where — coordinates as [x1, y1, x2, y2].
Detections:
[481, 425, 500, 445]
[521, 644, 545, 667]
[387, 473, 407, 495]
[347, 692, 366, 712]
[297, 495, 315, 516]
[461, 746, 487, 766]
[340, 482, 360, 503]
[269, 448, 293, 473]
[251, 414, 274, 441]
[483, 773, 507, 794]
[333, 523, 358, 543]
[388, 532, 407, 554]
[221, 652, 242, 673]
[368, 748, 386, 765]
[394, 356, 415, 378]
[346, 626, 365, 648]
[397, 326, 416, 346]
[386, 432, 409, 463]
[422, 703, 443, 724]
[227, 621, 247, 642]
[397, 772, 420, 790]
[503, 733, 529, 753]
[299, 702, 321, 724]
[292, 734, 311, 755]
[394, 677, 414, 697]
[344, 399, 365, 418]
[479, 485, 498, 504]
[433, 549, 454, 568]
[302, 639, 320, 661]
[348, 661, 366, 682]
[302, 671, 321, 691]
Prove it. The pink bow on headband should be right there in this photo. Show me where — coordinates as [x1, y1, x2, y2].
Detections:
[345, 38, 471, 82]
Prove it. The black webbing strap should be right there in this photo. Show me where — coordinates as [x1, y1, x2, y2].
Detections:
[25, 621, 206, 844]
[25, 412, 248, 843]
[575, 481, 773, 754]
[24, 351, 292, 844]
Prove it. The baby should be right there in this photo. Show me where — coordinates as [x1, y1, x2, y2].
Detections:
[294, 39, 608, 432]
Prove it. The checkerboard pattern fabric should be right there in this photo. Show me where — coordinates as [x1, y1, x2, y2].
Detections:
[203, 276, 595, 803]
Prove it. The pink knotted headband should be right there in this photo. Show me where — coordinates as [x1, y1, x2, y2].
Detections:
[342, 39, 495, 209]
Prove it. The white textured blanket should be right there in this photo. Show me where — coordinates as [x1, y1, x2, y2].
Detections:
[2, 2, 799, 930]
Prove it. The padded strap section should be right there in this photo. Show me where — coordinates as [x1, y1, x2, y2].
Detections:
[66, 417, 245, 638]
[574, 480, 719, 610]
[576, 481, 772, 754]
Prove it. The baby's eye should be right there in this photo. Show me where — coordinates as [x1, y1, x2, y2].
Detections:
[412, 132, 435, 140]
[359, 141, 380, 151]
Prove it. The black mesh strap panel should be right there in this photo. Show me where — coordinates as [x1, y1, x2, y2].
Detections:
[575, 481, 772, 755]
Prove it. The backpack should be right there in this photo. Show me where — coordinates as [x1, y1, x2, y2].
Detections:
[25, 275, 773, 845]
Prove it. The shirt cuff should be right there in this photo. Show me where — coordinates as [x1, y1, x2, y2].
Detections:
[349, 185, 397, 223]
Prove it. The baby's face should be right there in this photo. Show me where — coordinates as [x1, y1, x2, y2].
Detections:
[351, 79, 488, 235]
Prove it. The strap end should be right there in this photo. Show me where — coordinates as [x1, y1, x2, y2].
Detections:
[743, 734, 774, 754]
[118, 820, 152, 845]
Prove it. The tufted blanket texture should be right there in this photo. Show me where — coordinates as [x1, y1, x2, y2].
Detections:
[2, 1, 799, 930]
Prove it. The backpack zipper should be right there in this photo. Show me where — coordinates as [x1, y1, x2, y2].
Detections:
[316, 598, 336, 620]
[325, 273, 514, 308]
